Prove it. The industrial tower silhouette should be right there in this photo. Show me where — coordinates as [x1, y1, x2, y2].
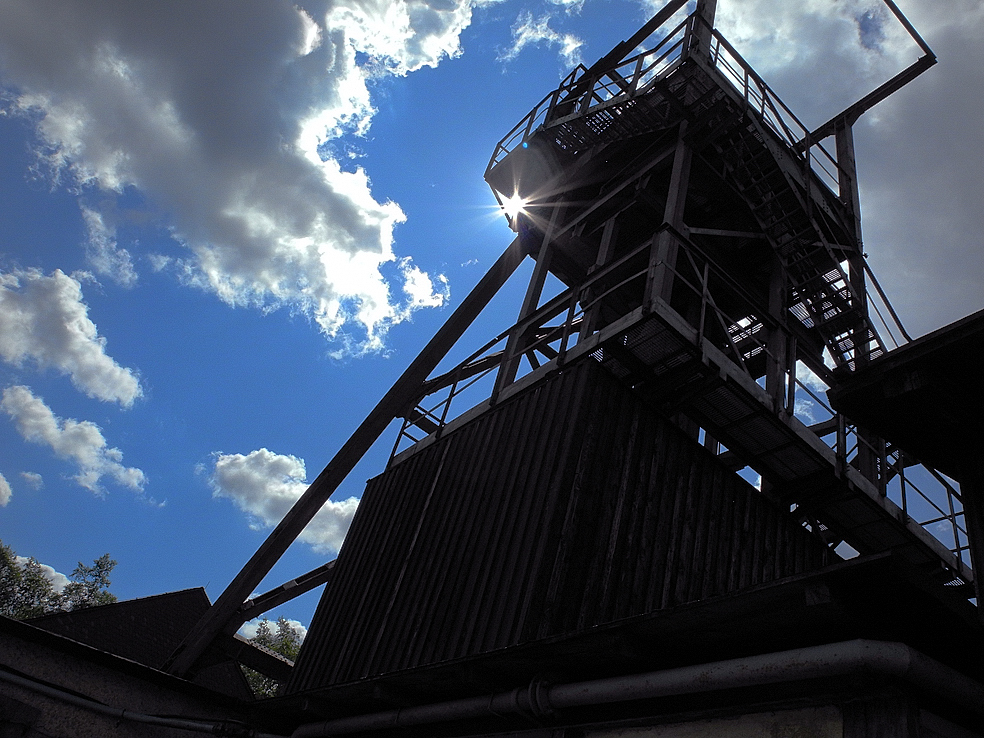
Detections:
[160, 2, 984, 736]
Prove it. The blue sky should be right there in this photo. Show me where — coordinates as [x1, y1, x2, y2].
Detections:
[0, 0, 981, 631]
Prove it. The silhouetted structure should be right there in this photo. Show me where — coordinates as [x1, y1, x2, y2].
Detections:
[3, 2, 982, 736]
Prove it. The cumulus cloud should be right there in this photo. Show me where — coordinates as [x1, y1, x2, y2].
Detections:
[208, 448, 358, 554]
[0, 473, 10, 506]
[399, 257, 450, 310]
[708, 0, 984, 335]
[14, 556, 70, 592]
[796, 361, 829, 395]
[0, 0, 471, 354]
[793, 398, 819, 424]
[327, 0, 494, 75]
[0, 269, 142, 406]
[1, 385, 147, 495]
[499, 12, 585, 67]
[850, 1, 984, 334]
[239, 617, 309, 642]
[20, 471, 44, 490]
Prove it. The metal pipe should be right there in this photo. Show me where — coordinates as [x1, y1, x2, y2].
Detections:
[293, 640, 984, 737]
[0, 666, 284, 738]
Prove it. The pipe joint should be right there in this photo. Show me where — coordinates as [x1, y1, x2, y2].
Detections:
[487, 678, 554, 725]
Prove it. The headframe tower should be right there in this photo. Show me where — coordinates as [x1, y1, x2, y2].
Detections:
[166, 4, 984, 734]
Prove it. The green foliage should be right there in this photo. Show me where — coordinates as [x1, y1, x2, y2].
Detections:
[63, 553, 118, 610]
[243, 617, 304, 699]
[0, 540, 116, 620]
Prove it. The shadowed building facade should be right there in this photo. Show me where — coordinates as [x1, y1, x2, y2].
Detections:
[260, 2, 983, 736]
[2, 2, 982, 737]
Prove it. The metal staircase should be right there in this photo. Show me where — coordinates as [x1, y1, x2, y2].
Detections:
[475, 5, 972, 596]
[706, 106, 884, 369]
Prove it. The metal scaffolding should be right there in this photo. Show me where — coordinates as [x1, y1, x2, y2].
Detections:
[165, 0, 976, 686]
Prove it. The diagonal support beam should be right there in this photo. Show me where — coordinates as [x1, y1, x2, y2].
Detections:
[233, 560, 337, 629]
[556, 0, 690, 107]
[164, 237, 527, 677]
[803, 0, 935, 144]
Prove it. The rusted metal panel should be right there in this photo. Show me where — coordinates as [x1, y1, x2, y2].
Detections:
[287, 358, 833, 693]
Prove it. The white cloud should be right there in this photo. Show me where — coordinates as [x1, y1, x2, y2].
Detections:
[208, 448, 358, 554]
[1, 385, 147, 495]
[400, 257, 450, 310]
[327, 0, 493, 75]
[794, 398, 818, 424]
[0, 473, 10, 506]
[0, 269, 142, 407]
[0, 0, 465, 354]
[795, 361, 828, 396]
[239, 617, 309, 642]
[709, 0, 984, 336]
[20, 471, 44, 490]
[852, 1, 984, 335]
[14, 555, 70, 593]
[548, 0, 586, 15]
[80, 207, 137, 288]
[499, 12, 585, 67]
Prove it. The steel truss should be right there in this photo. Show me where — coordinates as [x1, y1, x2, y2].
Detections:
[165, 0, 966, 683]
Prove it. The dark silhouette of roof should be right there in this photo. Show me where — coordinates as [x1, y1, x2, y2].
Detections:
[28, 588, 251, 700]
[829, 308, 984, 479]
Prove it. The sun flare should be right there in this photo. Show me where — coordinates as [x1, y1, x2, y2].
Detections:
[502, 193, 528, 219]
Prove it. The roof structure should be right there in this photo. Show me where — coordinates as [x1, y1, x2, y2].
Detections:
[829, 308, 984, 480]
[26, 589, 253, 699]
[2, 3, 984, 737]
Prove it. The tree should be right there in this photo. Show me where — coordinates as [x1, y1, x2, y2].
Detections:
[0, 542, 24, 615]
[0, 539, 116, 619]
[14, 557, 65, 618]
[243, 617, 304, 698]
[62, 553, 117, 610]
[0, 542, 62, 619]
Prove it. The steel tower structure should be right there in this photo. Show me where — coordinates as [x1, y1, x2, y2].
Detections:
[164, 1, 979, 706]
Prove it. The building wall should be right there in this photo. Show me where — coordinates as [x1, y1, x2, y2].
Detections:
[289, 358, 834, 692]
[0, 623, 248, 738]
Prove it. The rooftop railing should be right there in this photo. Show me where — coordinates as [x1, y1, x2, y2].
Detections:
[487, 11, 847, 198]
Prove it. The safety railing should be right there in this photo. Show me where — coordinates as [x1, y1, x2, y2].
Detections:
[791, 363, 969, 570]
[705, 28, 843, 194]
[486, 17, 689, 173]
[487, 11, 847, 196]
[389, 229, 968, 579]
[559, 18, 689, 117]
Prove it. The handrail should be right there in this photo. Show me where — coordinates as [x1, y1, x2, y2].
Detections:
[706, 27, 844, 192]
[389, 228, 969, 572]
[486, 16, 690, 175]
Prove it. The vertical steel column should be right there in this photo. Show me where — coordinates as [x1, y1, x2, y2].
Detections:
[646, 125, 692, 310]
[580, 215, 619, 338]
[836, 121, 881, 485]
[835, 121, 868, 364]
[958, 457, 984, 620]
[765, 253, 789, 414]
[691, 0, 718, 58]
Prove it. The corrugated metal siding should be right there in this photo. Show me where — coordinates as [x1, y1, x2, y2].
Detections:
[287, 358, 833, 693]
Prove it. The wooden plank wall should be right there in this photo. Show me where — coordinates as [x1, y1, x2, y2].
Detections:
[287, 358, 834, 692]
